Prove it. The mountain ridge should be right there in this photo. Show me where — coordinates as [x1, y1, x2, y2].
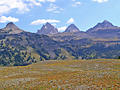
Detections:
[87, 20, 120, 33]
[0, 21, 120, 66]
[36, 20, 120, 40]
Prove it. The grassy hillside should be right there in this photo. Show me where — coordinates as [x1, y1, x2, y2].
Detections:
[1, 32, 120, 66]
[0, 32, 73, 66]
[0, 59, 120, 89]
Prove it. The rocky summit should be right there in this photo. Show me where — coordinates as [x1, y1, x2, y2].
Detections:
[37, 22, 58, 35]
[64, 24, 80, 33]
[86, 20, 120, 38]
[0, 22, 24, 34]
[87, 20, 120, 33]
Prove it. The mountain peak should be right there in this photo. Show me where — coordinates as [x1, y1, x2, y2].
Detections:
[103, 20, 110, 23]
[102, 20, 113, 26]
[64, 24, 80, 33]
[1, 22, 24, 34]
[7, 22, 14, 25]
[5, 22, 18, 29]
[87, 20, 119, 32]
[95, 20, 114, 28]
[69, 24, 76, 26]
[37, 22, 58, 35]
[46, 22, 51, 25]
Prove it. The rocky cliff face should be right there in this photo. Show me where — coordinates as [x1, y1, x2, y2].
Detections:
[37, 22, 58, 35]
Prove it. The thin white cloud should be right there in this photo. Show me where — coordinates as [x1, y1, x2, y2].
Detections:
[47, 0, 56, 2]
[92, 0, 108, 3]
[51, 23, 57, 26]
[72, 0, 81, 7]
[0, 0, 29, 15]
[72, 1, 81, 7]
[58, 26, 67, 32]
[27, 0, 42, 6]
[31, 19, 60, 25]
[0, 6, 10, 15]
[0, 0, 57, 15]
[67, 18, 74, 24]
[47, 4, 63, 13]
[0, 16, 19, 23]
[38, 0, 45, 2]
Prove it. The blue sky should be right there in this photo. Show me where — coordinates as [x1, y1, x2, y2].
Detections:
[0, 0, 120, 32]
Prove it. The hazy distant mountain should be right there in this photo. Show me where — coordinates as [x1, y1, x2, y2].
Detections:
[37, 22, 58, 35]
[87, 20, 120, 38]
[64, 24, 80, 33]
[0, 22, 24, 34]
[87, 20, 120, 33]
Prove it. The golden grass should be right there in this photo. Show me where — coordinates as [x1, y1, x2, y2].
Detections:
[0, 59, 120, 90]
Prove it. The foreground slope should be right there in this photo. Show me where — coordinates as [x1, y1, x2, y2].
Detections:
[0, 59, 119, 89]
